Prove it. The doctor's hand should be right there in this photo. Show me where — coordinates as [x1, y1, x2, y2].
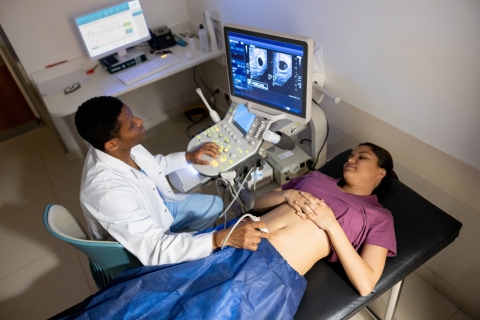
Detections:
[186, 142, 221, 165]
[212, 221, 273, 251]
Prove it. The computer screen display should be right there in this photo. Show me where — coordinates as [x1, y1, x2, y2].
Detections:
[74, 1, 150, 60]
[232, 104, 257, 135]
[224, 24, 314, 124]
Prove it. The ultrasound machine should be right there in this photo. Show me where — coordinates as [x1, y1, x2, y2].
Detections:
[170, 24, 329, 198]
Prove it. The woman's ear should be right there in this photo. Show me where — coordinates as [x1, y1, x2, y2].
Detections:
[377, 168, 387, 179]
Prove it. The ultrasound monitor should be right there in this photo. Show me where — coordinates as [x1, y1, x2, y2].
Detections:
[74, 0, 150, 61]
[232, 104, 257, 135]
[224, 24, 314, 124]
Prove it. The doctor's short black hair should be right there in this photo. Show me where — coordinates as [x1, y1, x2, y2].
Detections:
[75, 96, 124, 151]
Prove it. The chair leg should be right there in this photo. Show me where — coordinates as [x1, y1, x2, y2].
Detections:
[384, 280, 404, 320]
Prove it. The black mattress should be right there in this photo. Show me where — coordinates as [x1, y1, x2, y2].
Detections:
[294, 150, 463, 319]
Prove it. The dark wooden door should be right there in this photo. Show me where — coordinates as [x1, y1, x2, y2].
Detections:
[0, 55, 36, 133]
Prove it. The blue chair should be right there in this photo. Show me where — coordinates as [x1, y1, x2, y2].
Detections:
[43, 204, 143, 290]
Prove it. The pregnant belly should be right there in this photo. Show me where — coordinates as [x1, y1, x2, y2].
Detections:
[260, 203, 331, 275]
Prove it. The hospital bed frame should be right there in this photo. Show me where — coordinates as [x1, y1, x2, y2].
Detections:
[48, 149, 462, 320]
[293, 149, 462, 319]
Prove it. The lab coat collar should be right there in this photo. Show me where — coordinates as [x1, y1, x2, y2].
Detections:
[92, 146, 146, 178]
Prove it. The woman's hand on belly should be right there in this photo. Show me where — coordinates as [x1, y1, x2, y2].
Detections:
[299, 194, 338, 231]
[282, 190, 313, 217]
[283, 190, 329, 222]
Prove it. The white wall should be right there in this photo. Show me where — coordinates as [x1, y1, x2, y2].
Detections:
[0, 0, 189, 74]
[187, 0, 480, 318]
[188, 0, 480, 171]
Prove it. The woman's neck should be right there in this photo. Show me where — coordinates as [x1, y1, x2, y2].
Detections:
[338, 183, 375, 196]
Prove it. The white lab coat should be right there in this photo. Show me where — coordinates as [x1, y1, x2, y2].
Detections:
[79, 145, 213, 266]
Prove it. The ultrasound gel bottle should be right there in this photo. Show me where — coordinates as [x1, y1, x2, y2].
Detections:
[198, 24, 210, 52]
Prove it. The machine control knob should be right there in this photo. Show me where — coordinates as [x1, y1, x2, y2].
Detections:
[229, 153, 235, 158]
[235, 139, 240, 143]
[250, 141, 255, 145]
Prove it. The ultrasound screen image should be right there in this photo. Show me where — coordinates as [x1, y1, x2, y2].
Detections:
[244, 46, 298, 98]
[249, 47, 267, 79]
[227, 30, 306, 116]
[272, 52, 292, 86]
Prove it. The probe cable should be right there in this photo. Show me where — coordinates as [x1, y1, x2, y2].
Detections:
[215, 177, 230, 229]
[216, 166, 255, 229]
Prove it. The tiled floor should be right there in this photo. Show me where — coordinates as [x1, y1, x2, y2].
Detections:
[0, 116, 473, 319]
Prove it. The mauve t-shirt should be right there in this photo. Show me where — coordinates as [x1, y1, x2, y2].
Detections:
[281, 171, 396, 262]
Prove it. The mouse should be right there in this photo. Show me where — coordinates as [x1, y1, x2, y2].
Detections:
[184, 51, 193, 59]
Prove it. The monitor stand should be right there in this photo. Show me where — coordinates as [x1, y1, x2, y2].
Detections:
[113, 48, 144, 63]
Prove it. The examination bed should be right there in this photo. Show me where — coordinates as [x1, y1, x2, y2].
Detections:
[50, 149, 462, 319]
[293, 149, 463, 319]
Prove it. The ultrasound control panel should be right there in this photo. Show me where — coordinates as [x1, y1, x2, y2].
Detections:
[187, 102, 270, 177]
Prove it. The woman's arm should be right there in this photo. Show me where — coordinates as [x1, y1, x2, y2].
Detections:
[252, 188, 284, 213]
[326, 221, 388, 296]
[300, 197, 388, 296]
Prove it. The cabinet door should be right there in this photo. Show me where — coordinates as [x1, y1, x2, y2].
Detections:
[0, 55, 36, 133]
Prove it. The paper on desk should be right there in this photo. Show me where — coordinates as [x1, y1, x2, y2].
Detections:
[31, 63, 90, 96]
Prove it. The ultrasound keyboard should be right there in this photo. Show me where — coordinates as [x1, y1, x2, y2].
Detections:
[187, 102, 270, 177]
[175, 167, 202, 192]
[116, 54, 180, 85]
[169, 166, 211, 193]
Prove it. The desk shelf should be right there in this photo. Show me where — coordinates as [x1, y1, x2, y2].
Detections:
[35, 46, 224, 118]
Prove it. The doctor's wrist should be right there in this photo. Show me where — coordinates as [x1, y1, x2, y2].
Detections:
[185, 151, 193, 163]
[212, 229, 227, 250]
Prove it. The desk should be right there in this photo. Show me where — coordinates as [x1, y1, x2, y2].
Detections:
[32, 45, 224, 160]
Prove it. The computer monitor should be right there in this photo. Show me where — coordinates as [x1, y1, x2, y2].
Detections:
[74, 0, 150, 61]
[224, 24, 314, 124]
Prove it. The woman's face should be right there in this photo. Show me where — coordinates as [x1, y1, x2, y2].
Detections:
[343, 145, 386, 186]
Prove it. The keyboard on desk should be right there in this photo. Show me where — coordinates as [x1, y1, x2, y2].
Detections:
[116, 54, 180, 85]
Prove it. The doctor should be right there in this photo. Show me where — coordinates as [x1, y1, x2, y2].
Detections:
[75, 96, 271, 266]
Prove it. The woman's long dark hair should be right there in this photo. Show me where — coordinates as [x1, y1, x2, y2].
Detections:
[358, 142, 398, 180]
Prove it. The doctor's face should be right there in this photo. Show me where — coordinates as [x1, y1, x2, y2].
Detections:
[115, 104, 146, 149]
